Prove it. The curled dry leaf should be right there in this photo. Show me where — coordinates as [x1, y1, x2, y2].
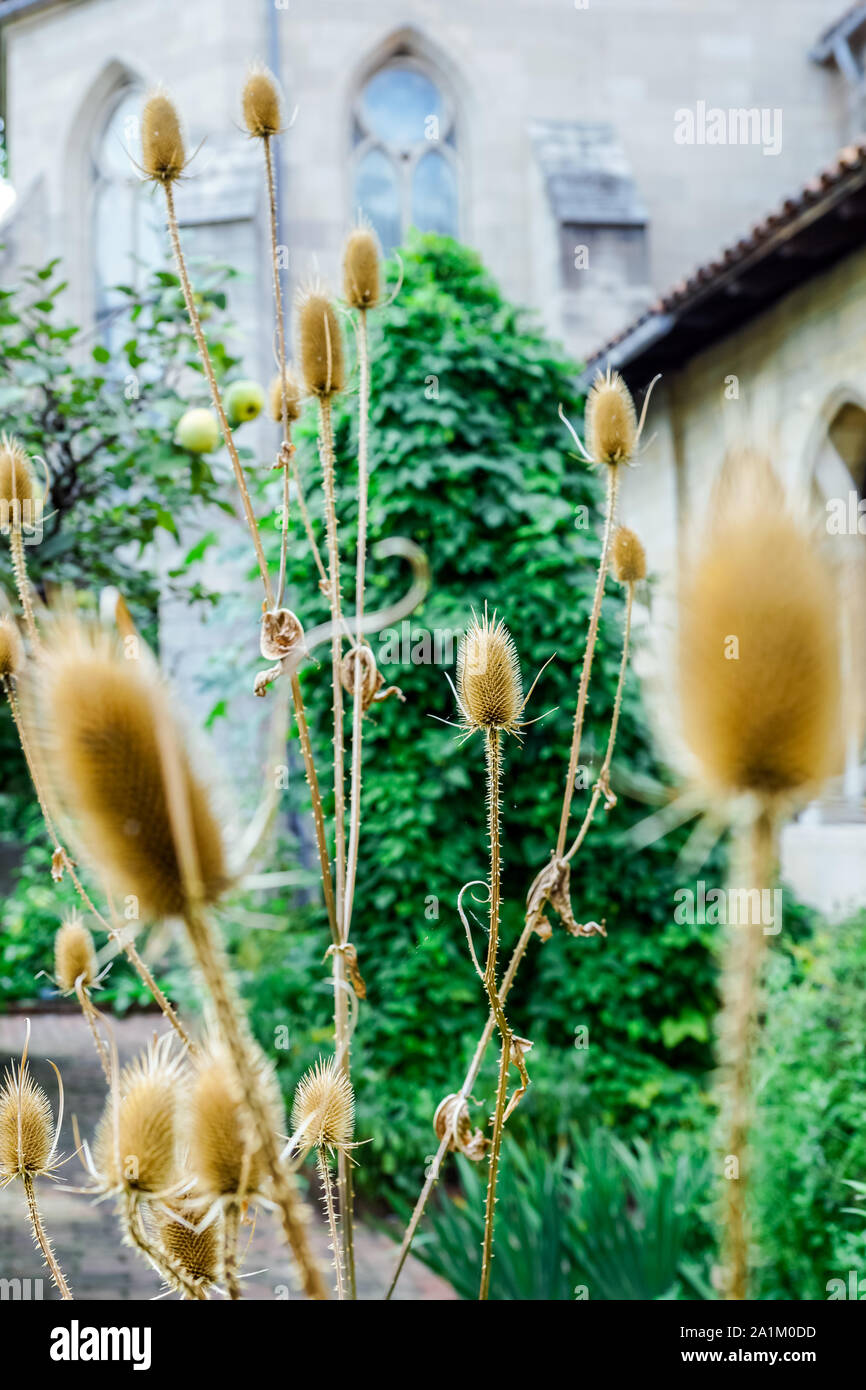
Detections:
[340, 645, 404, 713]
[254, 608, 307, 698]
[433, 1092, 489, 1162]
[260, 608, 305, 661]
[526, 855, 609, 940]
[323, 941, 366, 1000]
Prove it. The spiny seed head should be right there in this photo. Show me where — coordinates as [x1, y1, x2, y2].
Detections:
[141, 92, 186, 184]
[677, 454, 842, 802]
[94, 1037, 184, 1195]
[586, 369, 638, 466]
[29, 618, 226, 920]
[241, 66, 283, 138]
[343, 226, 381, 309]
[54, 916, 98, 995]
[158, 1202, 221, 1285]
[457, 609, 523, 733]
[188, 1042, 279, 1199]
[0, 434, 36, 508]
[0, 616, 23, 678]
[268, 366, 302, 424]
[292, 1057, 354, 1151]
[611, 526, 646, 584]
[296, 289, 346, 398]
[0, 1064, 54, 1177]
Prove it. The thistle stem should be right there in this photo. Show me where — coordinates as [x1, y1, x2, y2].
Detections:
[719, 807, 776, 1300]
[22, 1173, 72, 1299]
[317, 1149, 345, 1301]
[555, 465, 619, 856]
[262, 134, 292, 609]
[183, 902, 326, 1300]
[222, 1202, 242, 1301]
[317, 398, 347, 920]
[343, 309, 370, 943]
[564, 581, 634, 862]
[291, 674, 339, 945]
[75, 980, 111, 1085]
[2, 677, 192, 1050]
[317, 396, 356, 1296]
[163, 183, 274, 608]
[479, 728, 519, 1301]
[10, 528, 40, 650]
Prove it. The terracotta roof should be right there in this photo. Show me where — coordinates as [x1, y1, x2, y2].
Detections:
[580, 139, 866, 389]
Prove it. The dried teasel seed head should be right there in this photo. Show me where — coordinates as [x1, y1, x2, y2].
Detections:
[0, 434, 36, 509]
[611, 526, 646, 584]
[677, 454, 843, 802]
[292, 1057, 354, 1151]
[29, 618, 226, 920]
[187, 1041, 280, 1199]
[342, 226, 381, 309]
[456, 609, 523, 733]
[241, 66, 283, 138]
[296, 290, 346, 398]
[0, 1063, 54, 1176]
[141, 92, 187, 184]
[268, 366, 302, 424]
[0, 615, 23, 678]
[94, 1037, 184, 1195]
[586, 369, 638, 467]
[54, 916, 98, 995]
[158, 1201, 221, 1287]
[433, 1093, 489, 1161]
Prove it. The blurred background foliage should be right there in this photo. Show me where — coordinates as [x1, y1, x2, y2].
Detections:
[1, 234, 863, 1298]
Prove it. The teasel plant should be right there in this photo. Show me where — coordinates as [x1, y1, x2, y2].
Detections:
[290, 1058, 356, 1300]
[445, 607, 561, 1298]
[387, 382, 652, 1298]
[52, 915, 111, 1083]
[671, 451, 853, 1299]
[239, 67, 340, 949]
[1, 593, 192, 1051]
[77, 1034, 213, 1299]
[24, 613, 327, 1299]
[0, 1020, 71, 1299]
[185, 1035, 284, 1299]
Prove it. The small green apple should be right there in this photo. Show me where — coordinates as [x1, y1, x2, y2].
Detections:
[176, 407, 219, 454]
[225, 378, 265, 425]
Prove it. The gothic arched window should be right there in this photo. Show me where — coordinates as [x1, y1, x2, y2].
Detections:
[351, 58, 458, 254]
[92, 89, 163, 347]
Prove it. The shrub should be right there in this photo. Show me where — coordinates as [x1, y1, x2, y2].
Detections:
[264, 232, 721, 1198]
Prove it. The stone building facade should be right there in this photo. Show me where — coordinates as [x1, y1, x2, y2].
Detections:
[582, 138, 866, 917]
[0, 0, 856, 367]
